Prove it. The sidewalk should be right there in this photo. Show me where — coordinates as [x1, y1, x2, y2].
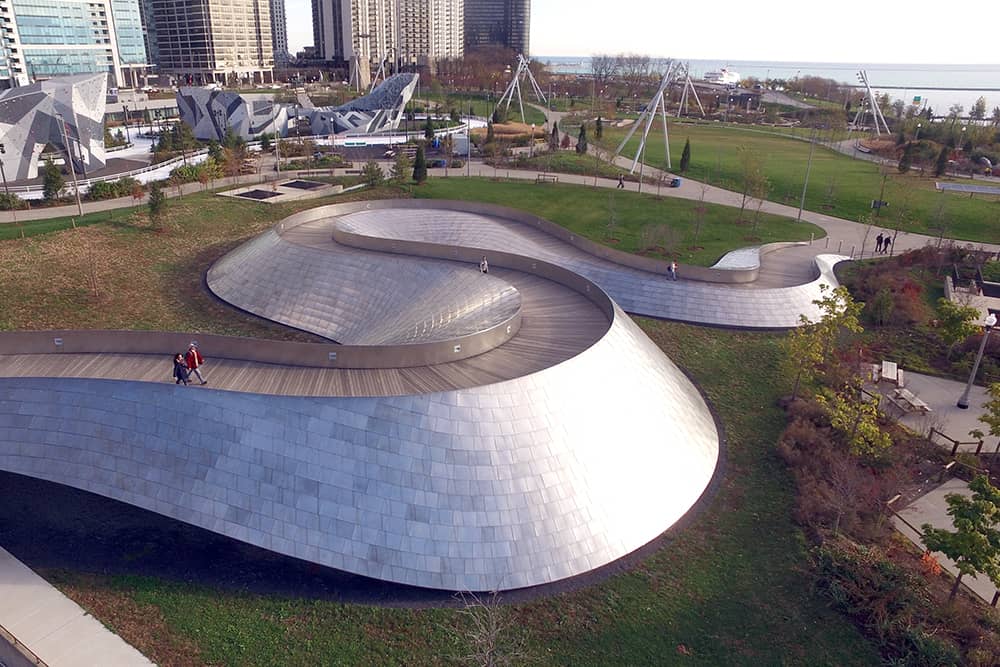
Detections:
[893, 478, 999, 606]
[4, 143, 999, 263]
[0, 547, 152, 666]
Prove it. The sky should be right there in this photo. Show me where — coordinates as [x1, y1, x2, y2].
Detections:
[284, 0, 999, 65]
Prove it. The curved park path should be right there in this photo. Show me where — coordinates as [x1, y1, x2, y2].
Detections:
[1, 124, 996, 263]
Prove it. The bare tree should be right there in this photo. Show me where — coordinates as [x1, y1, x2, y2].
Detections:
[617, 53, 652, 94]
[691, 180, 710, 244]
[590, 54, 618, 87]
[453, 591, 530, 667]
[737, 145, 765, 222]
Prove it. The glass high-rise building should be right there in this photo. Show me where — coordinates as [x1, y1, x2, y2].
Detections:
[464, 0, 528, 55]
[3, 0, 150, 88]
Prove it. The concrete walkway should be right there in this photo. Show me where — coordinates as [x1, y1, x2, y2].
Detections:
[873, 370, 995, 451]
[893, 478, 999, 606]
[882, 370, 998, 606]
[0, 547, 152, 666]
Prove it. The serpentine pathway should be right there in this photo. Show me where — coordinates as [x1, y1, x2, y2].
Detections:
[0, 198, 857, 598]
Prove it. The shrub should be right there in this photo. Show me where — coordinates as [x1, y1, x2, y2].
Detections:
[0, 192, 24, 210]
[86, 176, 141, 201]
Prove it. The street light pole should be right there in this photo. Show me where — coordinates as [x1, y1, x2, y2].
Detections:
[56, 114, 84, 216]
[121, 104, 130, 143]
[798, 128, 817, 221]
[0, 143, 15, 223]
[957, 313, 997, 409]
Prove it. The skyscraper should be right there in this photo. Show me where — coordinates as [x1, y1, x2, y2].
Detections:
[464, 0, 528, 55]
[149, 0, 274, 85]
[1, 0, 150, 88]
[312, 0, 396, 80]
[270, 0, 289, 66]
[397, 0, 462, 69]
[312, 0, 461, 75]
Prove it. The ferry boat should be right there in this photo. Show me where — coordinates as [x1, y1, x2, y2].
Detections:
[703, 68, 740, 86]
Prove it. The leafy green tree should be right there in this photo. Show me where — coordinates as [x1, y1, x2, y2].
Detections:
[866, 287, 894, 327]
[971, 96, 987, 120]
[424, 117, 435, 141]
[42, 158, 64, 201]
[679, 138, 691, 172]
[897, 142, 914, 173]
[816, 387, 892, 460]
[979, 383, 1000, 454]
[391, 151, 411, 184]
[737, 145, 765, 222]
[362, 160, 384, 186]
[784, 284, 865, 399]
[922, 475, 1000, 601]
[575, 124, 587, 154]
[155, 128, 174, 152]
[450, 108, 460, 123]
[936, 298, 981, 359]
[208, 140, 223, 162]
[934, 145, 950, 177]
[221, 125, 244, 149]
[147, 181, 166, 228]
[259, 133, 272, 152]
[412, 144, 427, 184]
[785, 317, 825, 400]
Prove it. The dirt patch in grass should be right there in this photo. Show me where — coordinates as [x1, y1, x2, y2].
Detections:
[45, 570, 206, 667]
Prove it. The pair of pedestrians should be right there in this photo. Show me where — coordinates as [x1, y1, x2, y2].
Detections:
[172, 342, 207, 385]
[874, 232, 893, 255]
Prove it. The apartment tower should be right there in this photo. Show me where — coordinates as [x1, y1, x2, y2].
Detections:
[149, 0, 274, 85]
[464, 0, 529, 54]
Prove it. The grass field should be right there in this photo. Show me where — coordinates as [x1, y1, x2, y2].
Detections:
[418, 92, 548, 126]
[42, 322, 880, 666]
[598, 122, 1000, 244]
[0, 179, 817, 334]
[415, 178, 822, 265]
[0, 178, 884, 663]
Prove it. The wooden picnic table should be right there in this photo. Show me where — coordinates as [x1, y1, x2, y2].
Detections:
[892, 387, 931, 413]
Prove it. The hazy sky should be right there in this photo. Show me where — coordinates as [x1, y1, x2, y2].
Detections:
[284, 0, 998, 65]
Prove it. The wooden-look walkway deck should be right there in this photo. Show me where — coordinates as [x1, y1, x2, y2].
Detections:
[0, 270, 608, 397]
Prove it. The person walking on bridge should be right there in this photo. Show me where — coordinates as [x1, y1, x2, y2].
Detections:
[185, 341, 208, 385]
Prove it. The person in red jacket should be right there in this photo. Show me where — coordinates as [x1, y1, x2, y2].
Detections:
[185, 341, 207, 385]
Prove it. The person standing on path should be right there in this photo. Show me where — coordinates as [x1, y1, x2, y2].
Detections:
[882, 235, 892, 255]
[479, 255, 489, 274]
[875, 233, 884, 254]
[617, 173, 625, 189]
[172, 353, 190, 385]
[670, 260, 678, 281]
[185, 342, 207, 385]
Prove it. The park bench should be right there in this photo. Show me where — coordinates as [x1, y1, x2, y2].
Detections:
[535, 174, 558, 184]
[890, 387, 931, 413]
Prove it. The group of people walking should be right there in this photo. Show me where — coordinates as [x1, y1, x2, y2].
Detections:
[874, 232, 893, 255]
[172, 342, 207, 386]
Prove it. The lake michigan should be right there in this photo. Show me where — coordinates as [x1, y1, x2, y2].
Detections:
[538, 57, 1000, 117]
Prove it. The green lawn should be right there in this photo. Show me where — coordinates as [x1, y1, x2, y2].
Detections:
[0, 179, 882, 663]
[418, 92, 548, 126]
[47, 322, 879, 666]
[599, 122, 1000, 244]
[415, 178, 823, 265]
